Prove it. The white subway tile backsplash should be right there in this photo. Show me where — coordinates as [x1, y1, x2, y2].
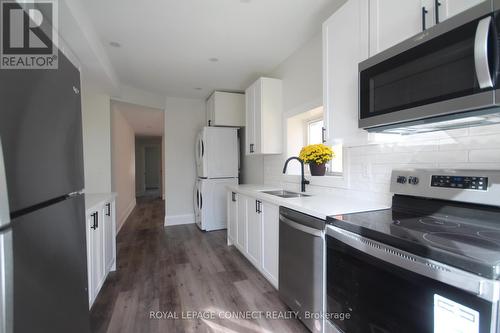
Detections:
[263, 124, 500, 199]
[468, 149, 500, 163]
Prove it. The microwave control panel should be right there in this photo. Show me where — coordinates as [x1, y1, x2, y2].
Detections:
[431, 175, 488, 191]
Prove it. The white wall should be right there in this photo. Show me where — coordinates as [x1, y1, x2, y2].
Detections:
[111, 105, 136, 232]
[164, 97, 205, 226]
[262, 33, 323, 186]
[81, 84, 112, 193]
[261, 32, 500, 205]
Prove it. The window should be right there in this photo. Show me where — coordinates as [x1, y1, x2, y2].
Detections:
[307, 119, 324, 145]
[286, 106, 343, 176]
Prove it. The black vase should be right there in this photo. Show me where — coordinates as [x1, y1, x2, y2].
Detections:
[309, 163, 326, 176]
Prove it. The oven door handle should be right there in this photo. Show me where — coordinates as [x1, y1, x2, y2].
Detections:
[280, 215, 323, 237]
[474, 16, 494, 89]
[326, 225, 498, 302]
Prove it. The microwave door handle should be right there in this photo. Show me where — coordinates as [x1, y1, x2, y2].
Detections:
[474, 16, 494, 89]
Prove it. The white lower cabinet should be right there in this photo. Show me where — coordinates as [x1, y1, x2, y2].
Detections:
[261, 201, 279, 288]
[236, 194, 248, 253]
[247, 198, 262, 267]
[227, 190, 279, 289]
[86, 196, 116, 308]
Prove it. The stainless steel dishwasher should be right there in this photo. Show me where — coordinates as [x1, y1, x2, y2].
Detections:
[279, 207, 325, 333]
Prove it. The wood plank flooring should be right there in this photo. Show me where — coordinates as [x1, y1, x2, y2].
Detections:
[90, 197, 308, 333]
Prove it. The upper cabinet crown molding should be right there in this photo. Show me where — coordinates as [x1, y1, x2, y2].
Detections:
[206, 91, 245, 127]
[245, 77, 283, 155]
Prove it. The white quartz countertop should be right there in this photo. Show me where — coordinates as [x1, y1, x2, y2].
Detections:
[85, 193, 117, 214]
[227, 184, 390, 220]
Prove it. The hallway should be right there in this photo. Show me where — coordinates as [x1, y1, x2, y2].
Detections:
[89, 198, 308, 333]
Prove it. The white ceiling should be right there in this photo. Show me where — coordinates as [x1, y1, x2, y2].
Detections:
[81, 0, 344, 98]
[113, 101, 164, 136]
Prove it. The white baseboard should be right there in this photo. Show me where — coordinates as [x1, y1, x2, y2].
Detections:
[117, 199, 136, 233]
[164, 214, 195, 226]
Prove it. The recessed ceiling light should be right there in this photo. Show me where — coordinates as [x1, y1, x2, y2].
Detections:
[109, 41, 121, 48]
[194, 87, 202, 91]
[240, 0, 251, 3]
[209, 57, 219, 62]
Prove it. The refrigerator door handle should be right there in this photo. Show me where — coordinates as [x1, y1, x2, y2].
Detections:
[0, 230, 13, 333]
[0, 137, 10, 229]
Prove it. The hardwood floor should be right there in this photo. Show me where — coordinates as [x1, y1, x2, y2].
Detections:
[90, 197, 308, 333]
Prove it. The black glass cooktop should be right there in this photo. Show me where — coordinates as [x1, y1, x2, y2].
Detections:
[326, 195, 500, 279]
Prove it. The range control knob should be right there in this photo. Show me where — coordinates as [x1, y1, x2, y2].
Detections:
[409, 176, 419, 185]
[397, 176, 407, 184]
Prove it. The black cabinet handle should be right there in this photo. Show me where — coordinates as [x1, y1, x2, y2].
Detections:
[91, 212, 97, 230]
[250, 144, 254, 153]
[95, 212, 99, 229]
[106, 203, 111, 216]
[321, 127, 326, 143]
[201, 140, 205, 157]
[196, 190, 200, 208]
[435, 0, 441, 24]
[422, 6, 428, 31]
[255, 200, 262, 214]
[231, 192, 236, 202]
[200, 193, 203, 209]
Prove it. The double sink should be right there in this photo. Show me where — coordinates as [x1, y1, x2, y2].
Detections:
[260, 190, 310, 198]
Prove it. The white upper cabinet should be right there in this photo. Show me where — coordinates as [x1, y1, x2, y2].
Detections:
[245, 77, 282, 155]
[206, 91, 245, 127]
[438, 0, 485, 22]
[323, 0, 369, 145]
[369, 0, 485, 57]
[369, 0, 424, 56]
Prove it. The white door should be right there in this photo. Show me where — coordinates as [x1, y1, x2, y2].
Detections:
[199, 178, 238, 231]
[236, 194, 248, 252]
[247, 198, 262, 268]
[204, 127, 238, 178]
[369, 0, 423, 56]
[194, 180, 202, 229]
[261, 202, 279, 288]
[439, 0, 484, 22]
[103, 202, 114, 272]
[195, 132, 205, 178]
[227, 191, 237, 244]
[245, 84, 256, 155]
[323, 0, 369, 145]
[85, 213, 94, 306]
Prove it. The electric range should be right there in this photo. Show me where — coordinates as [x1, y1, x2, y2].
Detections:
[325, 169, 500, 333]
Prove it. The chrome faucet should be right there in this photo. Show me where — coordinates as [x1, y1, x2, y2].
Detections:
[282, 157, 310, 192]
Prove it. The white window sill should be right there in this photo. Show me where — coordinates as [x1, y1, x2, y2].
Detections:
[281, 173, 349, 189]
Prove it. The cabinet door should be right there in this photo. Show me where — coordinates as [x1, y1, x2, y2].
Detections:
[227, 192, 237, 244]
[236, 194, 248, 252]
[253, 80, 262, 155]
[85, 213, 93, 306]
[245, 84, 255, 155]
[206, 94, 215, 126]
[261, 202, 279, 288]
[247, 199, 262, 267]
[439, 0, 484, 22]
[323, 0, 369, 145]
[103, 202, 114, 272]
[94, 211, 104, 295]
[369, 0, 423, 56]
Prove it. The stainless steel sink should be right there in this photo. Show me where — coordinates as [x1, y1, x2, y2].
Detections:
[260, 190, 310, 198]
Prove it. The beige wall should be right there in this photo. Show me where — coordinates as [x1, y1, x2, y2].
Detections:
[111, 104, 136, 232]
[81, 85, 112, 193]
[164, 97, 205, 225]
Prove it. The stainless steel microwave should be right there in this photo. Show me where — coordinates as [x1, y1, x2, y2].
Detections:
[359, 1, 500, 134]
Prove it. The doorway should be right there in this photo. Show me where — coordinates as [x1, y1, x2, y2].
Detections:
[135, 136, 163, 198]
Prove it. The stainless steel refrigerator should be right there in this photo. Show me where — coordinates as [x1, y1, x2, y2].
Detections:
[0, 51, 90, 333]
